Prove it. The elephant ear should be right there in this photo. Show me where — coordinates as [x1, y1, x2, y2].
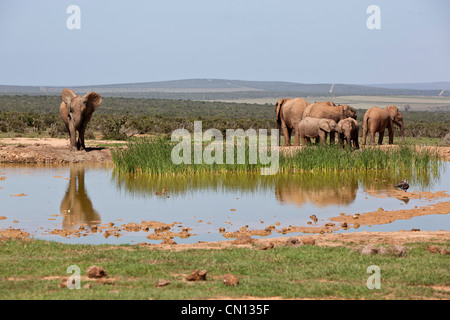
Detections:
[275, 98, 285, 121]
[62, 89, 77, 106]
[83, 92, 102, 111]
[319, 119, 332, 132]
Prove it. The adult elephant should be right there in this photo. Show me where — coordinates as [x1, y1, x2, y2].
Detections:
[337, 118, 360, 149]
[60, 89, 102, 151]
[302, 102, 357, 143]
[298, 117, 341, 145]
[362, 105, 404, 145]
[275, 98, 310, 146]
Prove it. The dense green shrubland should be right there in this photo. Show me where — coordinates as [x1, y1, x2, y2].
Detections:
[0, 95, 448, 141]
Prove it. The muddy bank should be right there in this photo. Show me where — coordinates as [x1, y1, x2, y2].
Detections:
[0, 138, 114, 164]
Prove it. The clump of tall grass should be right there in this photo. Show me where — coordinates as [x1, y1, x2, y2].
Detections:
[111, 138, 442, 175]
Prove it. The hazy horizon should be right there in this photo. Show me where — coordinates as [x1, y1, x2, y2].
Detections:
[1, 0, 449, 87]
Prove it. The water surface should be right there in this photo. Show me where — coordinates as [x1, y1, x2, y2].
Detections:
[0, 162, 448, 245]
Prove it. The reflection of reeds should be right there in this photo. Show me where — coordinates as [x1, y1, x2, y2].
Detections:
[112, 165, 443, 199]
[112, 138, 443, 175]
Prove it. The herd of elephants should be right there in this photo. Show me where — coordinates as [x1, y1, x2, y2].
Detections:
[275, 97, 405, 149]
[58, 88, 405, 151]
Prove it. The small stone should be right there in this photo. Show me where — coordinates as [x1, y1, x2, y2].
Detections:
[309, 215, 318, 223]
[155, 279, 171, 287]
[391, 245, 407, 257]
[285, 237, 300, 245]
[223, 274, 239, 286]
[361, 244, 377, 255]
[186, 270, 207, 281]
[376, 247, 390, 255]
[233, 234, 253, 245]
[161, 238, 177, 245]
[83, 283, 92, 289]
[260, 243, 274, 250]
[426, 245, 440, 254]
[86, 265, 107, 279]
[301, 237, 315, 245]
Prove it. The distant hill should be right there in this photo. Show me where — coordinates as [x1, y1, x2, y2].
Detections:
[365, 81, 450, 91]
[0, 79, 449, 99]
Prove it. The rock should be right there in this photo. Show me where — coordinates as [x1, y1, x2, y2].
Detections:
[309, 215, 318, 223]
[186, 270, 207, 281]
[361, 244, 377, 255]
[376, 247, 390, 255]
[161, 238, 177, 245]
[285, 237, 300, 245]
[426, 245, 440, 253]
[233, 234, 253, 245]
[223, 274, 239, 286]
[301, 237, 315, 245]
[155, 279, 171, 287]
[83, 283, 92, 289]
[391, 245, 407, 257]
[86, 265, 107, 279]
[260, 242, 274, 250]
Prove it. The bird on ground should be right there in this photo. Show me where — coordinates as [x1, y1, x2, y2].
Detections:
[394, 179, 409, 192]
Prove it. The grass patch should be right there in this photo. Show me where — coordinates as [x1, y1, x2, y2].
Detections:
[111, 138, 442, 175]
[0, 239, 448, 300]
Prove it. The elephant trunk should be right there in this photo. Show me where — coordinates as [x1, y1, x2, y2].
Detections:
[398, 121, 405, 142]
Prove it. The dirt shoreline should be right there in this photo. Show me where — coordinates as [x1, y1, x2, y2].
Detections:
[1, 137, 450, 163]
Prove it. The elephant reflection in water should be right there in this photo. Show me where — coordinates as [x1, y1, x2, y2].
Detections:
[275, 174, 358, 207]
[60, 165, 101, 230]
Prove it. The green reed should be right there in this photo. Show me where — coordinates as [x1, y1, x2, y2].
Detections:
[112, 138, 442, 175]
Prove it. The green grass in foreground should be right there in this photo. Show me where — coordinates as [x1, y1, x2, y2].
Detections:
[0, 239, 448, 300]
[111, 138, 441, 175]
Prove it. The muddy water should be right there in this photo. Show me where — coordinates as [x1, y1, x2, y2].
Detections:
[0, 163, 448, 244]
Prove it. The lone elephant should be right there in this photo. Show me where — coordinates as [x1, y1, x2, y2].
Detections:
[60, 89, 102, 151]
[337, 118, 360, 149]
[362, 105, 404, 145]
[298, 117, 341, 145]
[302, 102, 357, 144]
[275, 97, 310, 146]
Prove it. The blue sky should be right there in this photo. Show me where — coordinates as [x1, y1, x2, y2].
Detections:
[1, 0, 449, 86]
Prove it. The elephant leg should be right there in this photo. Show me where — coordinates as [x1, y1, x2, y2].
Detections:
[78, 113, 92, 151]
[378, 131, 385, 145]
[362, 128, 367, 146]
[68, 121, 77, 151]
[282, 125, 291, 146]
[306, 137, 311, 145]
[329, 132, 335, 145]
[287, 127, 293, 146]
[293, 128, 300, 146]
[370, 130, 376, 145]
[301, 136, 308, 146]
[388, 126, 394, 145]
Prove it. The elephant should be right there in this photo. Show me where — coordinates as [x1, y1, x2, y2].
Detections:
[275, 97, 310, 146]
[60, 89, 102, 151]
[362, 105, 404, 145]
[298, 117, 341, 145]
[337, 118, 360, 149]
[302, 102, 357, 144]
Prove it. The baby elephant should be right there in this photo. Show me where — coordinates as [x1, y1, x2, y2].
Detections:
[298, 117, 340, 145]
[338, 118, 360, 149]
